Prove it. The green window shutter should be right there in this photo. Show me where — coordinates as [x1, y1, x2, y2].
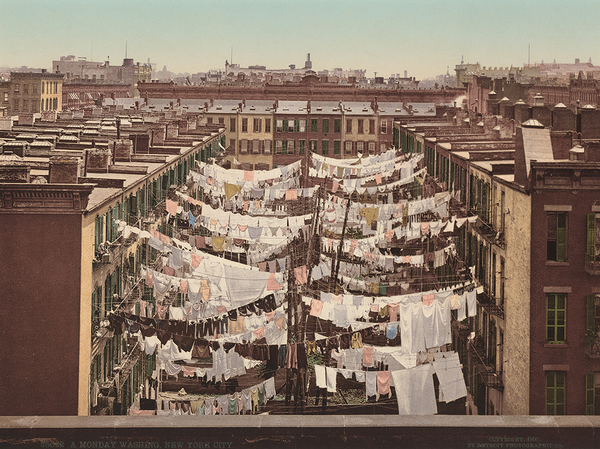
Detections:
[99, 215, 104, 244]
[322, 140, 329, 155]
[334, 119, 341, 133]
[586, 372, 595, 415]
[323, 119, 329, 134]
[334, 140, 340, 154]
[587, 294, 596, 346]
[140, 188, 146, 217]
[111, 209, 117, 240]
[588, 213, 596, 263]
[557, 213, 567, 262]
[94, 217, 99, 252]
[299, 140, 305, 155]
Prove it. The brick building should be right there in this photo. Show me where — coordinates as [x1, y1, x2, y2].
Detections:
[397, 110, 600, 415]
[0, 110, 226, 415]
[0, 71, 63, 116]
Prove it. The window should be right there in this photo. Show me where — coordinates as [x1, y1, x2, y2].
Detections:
[14, 83, 19, 93]
[546, 371, 566, 415]
[287, 140, 295, 154]
[41, 82, 44, 94]
[3, 92, 7, 102]
[240, 139, 248, 153]
[310, 140, 317, 153]
[242, 118, 248, 132]
[264, 139, 272, 154]
[218, 117, 224, 124]
[207, 117, 213, 124]
[275, 140, 282, 154]
[357, 141, 364, 153]
[299, 120, 306, 132]
[380, 120, 387, 134]
[547, 212, 568, 262]
[334, 140, 341, 154]
[587, 213, 600, 266]
[546, 293, 566, 344]
[322, 140, 329, 155]
[22, 100, 28, 112]
[587, 294, 600, 350]
[32, 84, 37, 94]
[323, 119, 329, 134]
[345, 141, 353, 154]
[229, 139, 236, 149]
[358, 119, 364, 134]
[346, 119, 352, 133]
[380, 143, 386, 152]
[252, 139, 260, 154]
[276, 119, 283, 132]
[311, 119, 318, 133]
[288, 120, 294, 132]
[23, 84, 28, 94]
[13, 99, 19, 111]
[368, 141, 375, 154]
[369, 119, 375, 134]
[299, 140, 305, 155]
[334, 119, 341, 133]
[585, 372, 600, 415]
[265, 119, 271, 133]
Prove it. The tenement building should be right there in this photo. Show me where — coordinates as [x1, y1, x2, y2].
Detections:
[397, 108, 600, 415]
[0, 106, 225, 415]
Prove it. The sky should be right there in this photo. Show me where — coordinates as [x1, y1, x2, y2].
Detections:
[2, 0, 600, 80]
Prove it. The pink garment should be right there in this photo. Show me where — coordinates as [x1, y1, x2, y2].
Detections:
[179, 280, 188, 293]
[377, 371, 391, 396]
[191, 254, 204, 269]
[370, 304, 379, 312]
[310, 299, 323, 317]
[159, 232, 170, 244]
[294, 266, 307, 285]
[217, 306, 227, 314]
[244, 171, 254, 181]
[166, 199, 178, 215]
[375, 174, 382, 185]
[422, 294, 435, 306]
[163, 266, 175, 276]
[238, 224, 248, 232]
[206, 178, 215, 185]
[402, 256, 411, 264]
[243, 201, 249, 212]
[253, 327, 265, 339]
[285, 189, 298, 201]
[332, 295, 343, 305]
[421, 222, 430, 235]
[365, 252, 373, 261]
[259, 262, 267, 271]
[275, 315, 285, 330]
[385, 230, 394, 242]
[150, 229, 159, 239]
[130, 409, 154, 415]
[389, 303, 399, 321]
[332, 181, 339, 192]
[267, 273, 283, 291]
[266, 311, 275, 322]
[145, 271, 154, 287]
[182, 366, 196, 377]
[195, 236, 205, 249]
[363, 346, 374, 367]
[157, 304, 167, 320]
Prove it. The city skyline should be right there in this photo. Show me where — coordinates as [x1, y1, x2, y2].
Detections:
[3, 0, 600, 80]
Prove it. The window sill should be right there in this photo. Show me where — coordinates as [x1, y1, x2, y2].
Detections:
[545, 343, 568, 348]
[545, 261, 570, 267]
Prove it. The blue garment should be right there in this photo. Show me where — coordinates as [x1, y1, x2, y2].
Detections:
[189, 212, 197, 227]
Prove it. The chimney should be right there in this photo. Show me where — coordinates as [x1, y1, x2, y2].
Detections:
[533, 93, 544, 107]
[166, 122, 179, 140]
[111, 139, 134, 161]
[569, 144, 585, 161]
[85, 147, 111, 173]
[49, 156, 80, 183]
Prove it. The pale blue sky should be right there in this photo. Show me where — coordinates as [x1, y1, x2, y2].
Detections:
[2, 0, 599, 79]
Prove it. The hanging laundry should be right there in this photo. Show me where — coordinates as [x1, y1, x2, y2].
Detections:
[359, 207, 379, 226]
[224, 183, 242, 200]
[377, 371, 391, 398]
[212, 235, 226, 252]
[294, 265, 307, 285]
[166, 199, 178, 215]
